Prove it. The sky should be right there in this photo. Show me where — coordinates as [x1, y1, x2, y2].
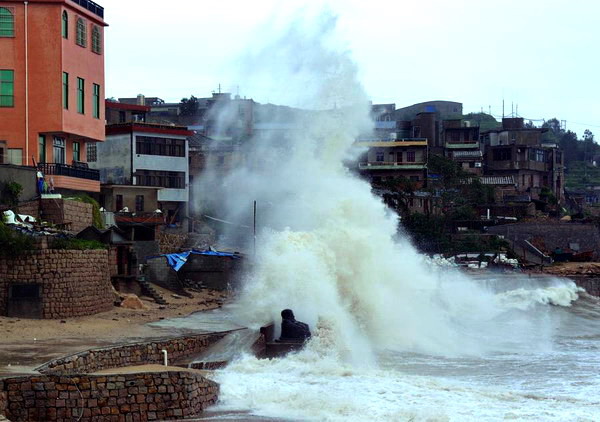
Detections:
[101, 0, 600, 137]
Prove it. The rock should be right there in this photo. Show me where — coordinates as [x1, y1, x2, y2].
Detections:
[171, 294, 182, 299]
[120, 294, 147, 310]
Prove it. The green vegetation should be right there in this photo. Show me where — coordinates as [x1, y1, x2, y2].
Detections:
[51, 237, 106, 250]
[68, 193, 103, 229]
[0, 218, 35, 257]
[179, 95, 199, 116]
[462, 112, 501, 132]
[0, 181, 23, 208]
[564, 161, 600, 190]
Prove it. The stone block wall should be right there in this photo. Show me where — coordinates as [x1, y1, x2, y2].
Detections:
[0, 370, 219, 421]
[36, 332, 230, 375]
[0, 250, 113, 319]
[40, 199, 93, 233]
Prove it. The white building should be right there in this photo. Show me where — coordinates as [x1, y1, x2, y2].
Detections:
[89, 122, 192, 227]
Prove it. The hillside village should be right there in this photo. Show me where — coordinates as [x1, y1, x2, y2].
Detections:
[2, 0, 600, 421]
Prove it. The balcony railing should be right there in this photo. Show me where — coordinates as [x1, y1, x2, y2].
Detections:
[69, 0, 104, 18]
[358, 161, 427, 170]
[37, 163, 100, 181]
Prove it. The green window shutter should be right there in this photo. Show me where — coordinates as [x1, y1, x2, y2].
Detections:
[77, 77, 85, 114]
[92, 83, 100, 118]
[0, 7, 14, 38]
[0, 70, 14, 107]
[62, 11, 68, 39]
[62, 72, 69, 109]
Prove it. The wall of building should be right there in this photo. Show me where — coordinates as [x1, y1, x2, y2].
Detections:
[132, 132, 189, 203]
[0, 164, 38, 202]
[0, 370, 218, 421]
[92, 133, 132, 184]
[0, 249, 113, 319]
[101, 186, 159, 213]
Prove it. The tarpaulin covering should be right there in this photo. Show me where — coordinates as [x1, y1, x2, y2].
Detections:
[147, 249, 239, 272]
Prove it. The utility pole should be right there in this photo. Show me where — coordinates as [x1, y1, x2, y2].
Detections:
[253, 200, 257, 257]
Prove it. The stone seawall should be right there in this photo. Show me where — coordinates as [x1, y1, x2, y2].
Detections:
[36, 332, 231, 375]
[0, 249, 113, 319]
[573, 278, 600, 297]
[0, 370, 218, 421]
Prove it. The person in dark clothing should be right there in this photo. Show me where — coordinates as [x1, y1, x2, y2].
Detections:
[279, 309, 311, 342]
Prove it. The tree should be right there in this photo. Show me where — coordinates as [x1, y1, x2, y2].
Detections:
[179, 95, 199, 116]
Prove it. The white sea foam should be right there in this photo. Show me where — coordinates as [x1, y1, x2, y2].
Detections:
[194, 5, 600, 422]
[495, 282, 583, 310]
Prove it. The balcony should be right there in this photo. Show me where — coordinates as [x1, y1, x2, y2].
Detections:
[69, 0, 104, 18]
[37, 163, 100, 192]
[355, 138, 428, 147]
[445, 141, 480, 149]
[359, 161, 427, 170]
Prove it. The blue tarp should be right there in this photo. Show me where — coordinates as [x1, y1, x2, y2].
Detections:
[147, 249, 239, 272]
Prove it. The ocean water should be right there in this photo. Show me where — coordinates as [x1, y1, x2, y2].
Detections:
[171, 276, 600, 422]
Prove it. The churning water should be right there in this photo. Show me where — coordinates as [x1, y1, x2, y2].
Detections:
[171, 277, 600, 422]
[182, 7, 600, 421]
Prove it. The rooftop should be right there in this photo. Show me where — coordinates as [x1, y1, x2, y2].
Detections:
[69, 0, 104, 19]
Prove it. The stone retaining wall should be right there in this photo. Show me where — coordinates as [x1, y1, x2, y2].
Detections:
[0, 250, 113, 319]
[0, 370, 218, 421]
[36, 332, 231, 375]
[573, 278, 600, 297]
[41, 199, 93, 234]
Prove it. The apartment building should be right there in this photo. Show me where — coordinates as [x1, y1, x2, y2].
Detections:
[0, 0, 106, 192]
[443, 119, 483, 175]
[89, 123, 193, 228]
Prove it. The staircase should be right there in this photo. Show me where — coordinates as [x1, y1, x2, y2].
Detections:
[138, 278, 168, 305]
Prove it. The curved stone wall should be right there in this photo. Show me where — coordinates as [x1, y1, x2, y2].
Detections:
[0, 249, 113, 319]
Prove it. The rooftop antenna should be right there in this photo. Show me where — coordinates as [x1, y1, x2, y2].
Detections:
[511, 102, 514, 118]
[516, 104, 518, 117]
[502, 99, 505, 119]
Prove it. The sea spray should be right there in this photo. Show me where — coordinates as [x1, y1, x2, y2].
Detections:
[194, 6, 584, 362]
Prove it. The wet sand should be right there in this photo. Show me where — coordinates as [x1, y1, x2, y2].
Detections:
[0, 285, 229, 375]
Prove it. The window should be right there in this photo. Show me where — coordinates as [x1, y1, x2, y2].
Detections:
[62, 11, 68, 39]
[119, 111, 126, 123]
[0, 70, 14, 107]
[0, 7, 14, 37]
[135, 195, 144, 212]
[135, 170, 186, 189]
[135, 136, 186, 157]
[407, 151, 416, 162]
[76, 18, 87, 47]
[8, 148, 22, 165]
[115, 195, 123, 212]
[376, 151, 384, 162]
[53, 137, 65, 164]
[87, 143, 97, 162]
[0, 142, 5, 164]
[73, 141, 80, 162]
[77, 77, 84, 113]
[38, 135, 46, 163]
[91, 25, 101, 54]
[493, 148, 512, 161]
[396, 152, 403, 162]
[92, 83, 100, 118]
[62, 72, 69, 109]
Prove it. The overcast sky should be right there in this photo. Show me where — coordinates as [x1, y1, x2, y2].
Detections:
[102, 0, 599, 137]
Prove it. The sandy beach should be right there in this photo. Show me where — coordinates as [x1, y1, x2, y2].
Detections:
[0, 284, 229, 375]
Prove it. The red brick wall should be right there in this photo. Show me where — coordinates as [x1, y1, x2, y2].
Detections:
[0, 249, 113, 319]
